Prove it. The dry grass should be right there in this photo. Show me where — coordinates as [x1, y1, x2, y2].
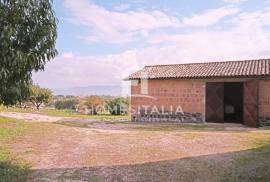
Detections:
[0, 106, 130, 121]
[0, 117, 33, 182]
[1, 113, 270, 181]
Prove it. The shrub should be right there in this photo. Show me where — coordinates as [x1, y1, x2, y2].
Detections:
[54, 99, 78, 110]
[84, 96, 104, 115]
[107, 97, 129, 115]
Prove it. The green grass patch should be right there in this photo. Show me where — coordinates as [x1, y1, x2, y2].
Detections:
[238, 139, 270, 162]
[0, 117, 28, 141]
[252, 141, 270, 153]
[43, 109, 130, 120]
[57, 121, 90, 128]
[0, 106, 131, 121]
[234, 139, 270, 181]
[0, 117, 31, 181]
[0, 149, 30, 182]
[0, 106, 36, 113]
[238, 155, 257, 164]
[133, 123, 226, 132]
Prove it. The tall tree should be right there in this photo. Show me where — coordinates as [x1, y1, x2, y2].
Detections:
[85, 96, 104, 115]
[0, 0, 57, 105]
[30, 85, 52, 109]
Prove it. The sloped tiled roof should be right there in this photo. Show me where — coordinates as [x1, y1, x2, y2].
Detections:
[126, 59, 270, 80]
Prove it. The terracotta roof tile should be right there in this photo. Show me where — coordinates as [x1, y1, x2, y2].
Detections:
[126, 59, 270, 80]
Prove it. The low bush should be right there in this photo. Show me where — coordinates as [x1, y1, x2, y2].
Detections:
[107, 97, 129, 115]
[54, 99, 78, 110]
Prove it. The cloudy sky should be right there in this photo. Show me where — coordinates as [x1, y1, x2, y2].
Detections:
[33, 0, 270, 94]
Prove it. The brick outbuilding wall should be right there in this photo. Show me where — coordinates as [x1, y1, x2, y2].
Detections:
[131, 79, 205, 122]
[259, 80, 270, 125]
[131, 79, 270, 125]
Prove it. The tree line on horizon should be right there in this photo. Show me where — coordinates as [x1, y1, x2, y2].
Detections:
[53, 94, 130, 115]
[13, 85, 130, 116]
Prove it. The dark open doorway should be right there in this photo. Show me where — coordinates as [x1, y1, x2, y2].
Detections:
[224, 82, 243, 123]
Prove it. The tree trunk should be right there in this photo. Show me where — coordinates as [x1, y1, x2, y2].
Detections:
[36, 103, 41, 110]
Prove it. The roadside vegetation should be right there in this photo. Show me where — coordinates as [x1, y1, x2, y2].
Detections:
[0, 87, 131, 121]
[0, 106, 130, 121]
[0, 117, 31, 181]
[42, 109, 130, 120]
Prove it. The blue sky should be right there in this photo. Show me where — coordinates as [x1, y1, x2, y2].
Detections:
[33, 0, 270, 94]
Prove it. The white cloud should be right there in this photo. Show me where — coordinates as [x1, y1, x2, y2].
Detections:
[182, 6, 239, 27]
[113, 4, 131, 11]
[34, 11, 270, 90]
[224, 0, 247, 4]
[147, 8, 270, 60]
[34, 4, 270, 93]
[63, 0, 181, 43]
[33, 50, 140, 90]
[62, 52, 75, 59]
[63, 1, 242, 43]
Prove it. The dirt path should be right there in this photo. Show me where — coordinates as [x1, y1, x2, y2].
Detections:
[9, 122, 269, 181]
[2, 112, 270, 181]
[0, 112, 65, 122]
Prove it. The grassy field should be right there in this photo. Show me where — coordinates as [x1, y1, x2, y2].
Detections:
[0, 117, 32, 181]
[0, 106, 130, 121]
[0, 112, 270, 181]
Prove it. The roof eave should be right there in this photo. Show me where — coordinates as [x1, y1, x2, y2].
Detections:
[124, 75, 270, 81]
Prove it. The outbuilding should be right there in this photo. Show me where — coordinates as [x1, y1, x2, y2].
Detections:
[126, 59, 270, 127]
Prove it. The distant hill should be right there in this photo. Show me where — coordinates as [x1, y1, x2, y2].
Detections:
[53, 85, 129, 96]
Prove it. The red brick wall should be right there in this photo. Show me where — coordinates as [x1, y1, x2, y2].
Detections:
[131, 79, 270, 124]
[131, 79, 205, 115]
[259, 80, 270, 119]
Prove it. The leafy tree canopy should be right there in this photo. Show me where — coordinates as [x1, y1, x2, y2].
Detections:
[0, 0, 57, 105]
[30, 85, 52, 109]
[107, 97, 129, 115]
[85, 96, 104, 115]
[85, 96, 104, 107]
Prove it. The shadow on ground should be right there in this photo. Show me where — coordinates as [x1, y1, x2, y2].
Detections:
[28, 144, 270, 182]
[0, 160, 30, 182]
[55, 119, 266, 133]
